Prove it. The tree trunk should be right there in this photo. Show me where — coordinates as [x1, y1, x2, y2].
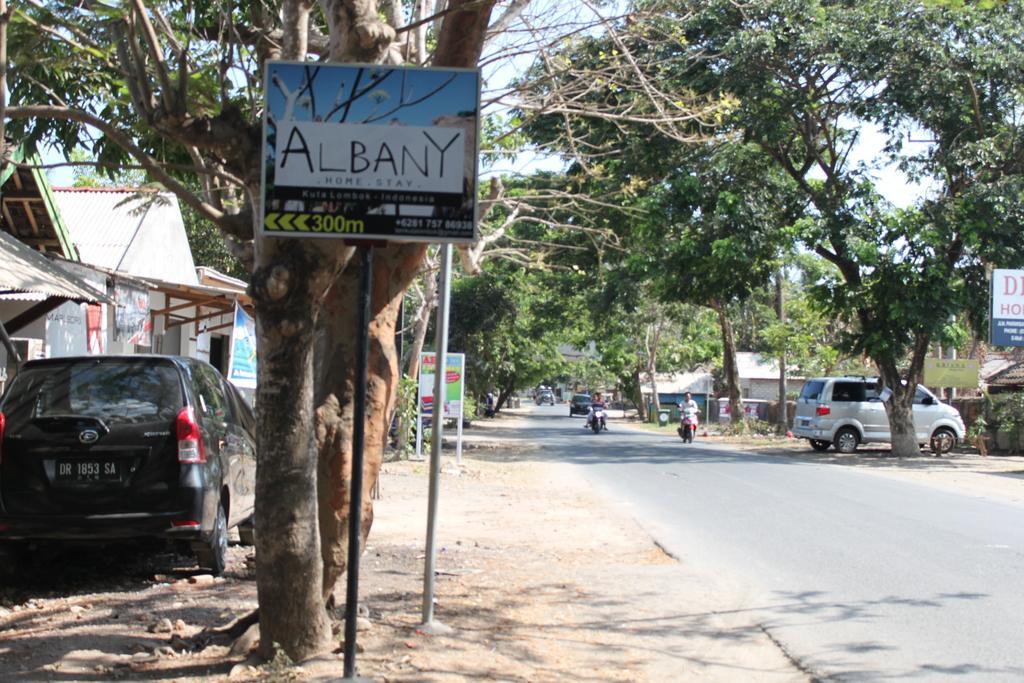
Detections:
[877, 334, 931, 458]
[645, 322, 660, 413]
[631, 368, 646, 422]
[776, 271, 788, 430]
[395, 264, 437, 455]
[497, 380, 515, 410]
[315, 243, 427, 598]
[404, 259, 438, 380]
[714, 302, 743, 425]
[308, 0, 495, 604]
[647, 369, 660, 413]
[251, 238, 345, 661]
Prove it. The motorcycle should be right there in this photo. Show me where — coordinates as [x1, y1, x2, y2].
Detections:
[589, 405, 607, 433]
[678, 406, 699, 443]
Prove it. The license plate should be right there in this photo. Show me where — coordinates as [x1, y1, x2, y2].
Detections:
[800, 419, 810, 427]
[55, 459, 120, 482]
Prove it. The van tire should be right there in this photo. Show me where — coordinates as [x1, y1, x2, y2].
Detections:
[810, 439, 831, 452]
[930, 427, 956, 455]
[834, 427, 859, 454]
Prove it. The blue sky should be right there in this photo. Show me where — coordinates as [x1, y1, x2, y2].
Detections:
[265, 62, 479, 127]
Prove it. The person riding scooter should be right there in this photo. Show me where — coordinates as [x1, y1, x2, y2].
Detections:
[586, 392, 607, 430]
[678, 392, 699, 443]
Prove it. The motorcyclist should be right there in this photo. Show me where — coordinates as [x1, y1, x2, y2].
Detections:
[587, 392, 607, 429]
[678, 392, 699, 440]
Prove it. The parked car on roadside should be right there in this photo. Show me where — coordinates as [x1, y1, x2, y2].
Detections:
[0, 355, 256, 575]
[792, 376, 965, 454]
[569, 393, 592, 417]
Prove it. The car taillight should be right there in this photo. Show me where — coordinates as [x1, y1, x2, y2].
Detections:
[816, 406, 831, 416]
[0, 411, 5, 464]
[176, 407, 207, 464]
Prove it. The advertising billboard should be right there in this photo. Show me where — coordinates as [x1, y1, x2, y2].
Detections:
[924, 358, 979, 388]
[261, 62, 481, 243]
[991, 269, 1024, 347]
[418, 352, 465, 418]
[226, 302, 258, 390]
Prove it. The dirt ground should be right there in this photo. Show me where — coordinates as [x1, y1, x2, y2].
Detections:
[1, 411, 1021, 682]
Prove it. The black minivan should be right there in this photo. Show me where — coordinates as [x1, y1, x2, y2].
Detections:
[0, 355, 256, 575]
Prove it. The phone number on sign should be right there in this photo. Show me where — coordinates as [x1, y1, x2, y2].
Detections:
[395, 218, 473, 232]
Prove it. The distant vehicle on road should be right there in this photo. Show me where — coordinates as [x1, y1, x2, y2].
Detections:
[0, 355, 256, 575]
[792, 376, 965, 454]
[536, 390, 555, 405]
[569, 393, 592, 417]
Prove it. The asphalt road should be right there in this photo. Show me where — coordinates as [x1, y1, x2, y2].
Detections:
[512, 403, 1024, 681]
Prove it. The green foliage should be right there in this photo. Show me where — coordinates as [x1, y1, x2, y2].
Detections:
[448, 258, 570, 398]
[991, 392, 1024, 452]
[392, 375, 419, 460]
[182, 206, 248, 281]
[262, 642, 299, 682]
[965, 413, 988, 441]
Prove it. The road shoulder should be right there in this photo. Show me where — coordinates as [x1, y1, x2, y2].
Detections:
[354, 440, 807, 681]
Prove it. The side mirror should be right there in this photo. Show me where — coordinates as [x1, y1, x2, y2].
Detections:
[922, 396, 935, 406]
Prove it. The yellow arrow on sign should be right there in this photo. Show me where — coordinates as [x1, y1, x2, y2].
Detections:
[294, 214, 311, 232]
[264, 212, 279, 231]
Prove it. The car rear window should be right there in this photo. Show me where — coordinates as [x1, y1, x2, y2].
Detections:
[831, 381, 867, 402]
[3, 360, 182, 426]
[799, 381, 826, 401]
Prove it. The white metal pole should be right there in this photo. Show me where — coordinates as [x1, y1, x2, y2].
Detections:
[456, 403, 464, 466]
[415, 387, 423, 460]
[422, 243, 453, 630]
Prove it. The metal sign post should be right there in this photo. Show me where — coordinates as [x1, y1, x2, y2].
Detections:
[421, 243, 453, 631]
[343, 246, 374, 679]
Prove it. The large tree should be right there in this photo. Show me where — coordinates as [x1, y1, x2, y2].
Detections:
[3, 0, 498, 660]
[662, 0, 1024, 454]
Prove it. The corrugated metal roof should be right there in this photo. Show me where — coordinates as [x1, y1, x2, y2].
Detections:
[0, 230, 109, 303]
[988, 362, 1024, 387]
[52, 188, 199, 286]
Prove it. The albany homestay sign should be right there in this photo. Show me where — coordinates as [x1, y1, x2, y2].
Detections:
[261, 62, 481, 243]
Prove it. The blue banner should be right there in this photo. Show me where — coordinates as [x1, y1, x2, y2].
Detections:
[227, 303, 257, 388]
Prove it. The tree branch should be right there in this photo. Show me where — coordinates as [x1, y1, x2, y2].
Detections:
[5, 104, 252, 239]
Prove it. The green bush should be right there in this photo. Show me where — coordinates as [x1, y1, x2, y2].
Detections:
[991, 392, 1024, 452]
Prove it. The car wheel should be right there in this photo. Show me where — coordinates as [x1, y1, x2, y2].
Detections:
[810, 439, 831, 452]
[834, 427, 859, 454]
[237, 516, 256, 546]
[195, 503, 228, 575]
[930, 427, 956, 455]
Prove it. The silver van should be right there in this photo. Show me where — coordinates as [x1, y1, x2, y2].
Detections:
[793, 377, 965, 454]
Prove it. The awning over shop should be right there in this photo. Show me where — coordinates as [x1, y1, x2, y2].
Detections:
[143, 277, 253, 336]
[1, 230, 114, 343]
[0, 230, 107, 303]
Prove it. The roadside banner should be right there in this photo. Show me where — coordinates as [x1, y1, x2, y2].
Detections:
[991, 269, 1024, 347]
[260, 62, 481, 244]
[417, 352, 465, 417]
[416, 352, 465, 461]
[112, 281, 151, 345]
[924, 358, 979, 388]
[226, 302, 258, 389]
